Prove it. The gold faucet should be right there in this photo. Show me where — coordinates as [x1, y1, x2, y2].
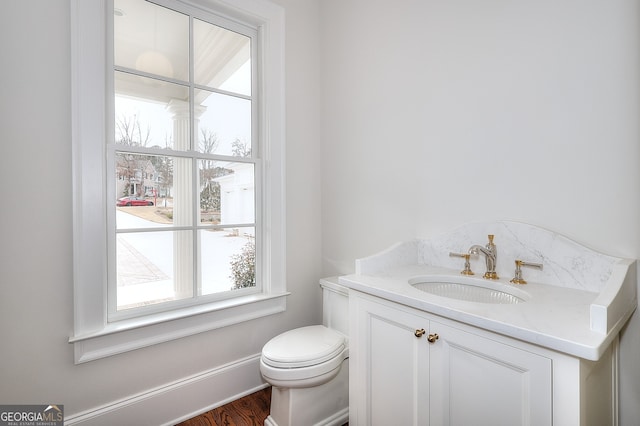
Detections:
[510, 259, 543, 284]
[449, 252, 476, 275]
[468, 235, 498, 279]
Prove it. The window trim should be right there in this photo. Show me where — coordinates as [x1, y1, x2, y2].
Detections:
[69, 0, 286, 364]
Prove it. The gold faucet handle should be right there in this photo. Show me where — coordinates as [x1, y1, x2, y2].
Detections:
[510, 259, 543, 284]
[487, 234, 495, 244]
[449, 252, 476, 275]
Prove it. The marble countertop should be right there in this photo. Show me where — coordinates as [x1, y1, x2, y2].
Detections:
[340, 265, 633, 360]
[340, 222, 637, 360]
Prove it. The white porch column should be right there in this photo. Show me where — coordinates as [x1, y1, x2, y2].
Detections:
[167, 99, 206, 300]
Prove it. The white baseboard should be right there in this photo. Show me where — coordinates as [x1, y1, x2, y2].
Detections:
[263, 408, 348, 426]
[65, 353, 268, 426]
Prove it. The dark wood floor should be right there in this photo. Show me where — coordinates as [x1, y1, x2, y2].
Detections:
[176, 387, 271, 426]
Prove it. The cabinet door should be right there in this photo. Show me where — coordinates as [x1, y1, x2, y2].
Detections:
[350, 294, 430, 426]
[429, 321, 552, 426]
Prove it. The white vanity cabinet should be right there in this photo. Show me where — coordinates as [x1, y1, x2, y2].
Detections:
[350, 291, 430, 425]
[350, 290, 616, 426]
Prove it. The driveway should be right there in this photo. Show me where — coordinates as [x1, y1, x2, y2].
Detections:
[115, 209, 251, 310]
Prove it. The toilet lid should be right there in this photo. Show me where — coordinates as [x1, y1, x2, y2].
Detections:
[262, 325, 346, 368]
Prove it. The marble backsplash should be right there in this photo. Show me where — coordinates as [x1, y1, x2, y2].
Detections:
[356, 221, 624, 293]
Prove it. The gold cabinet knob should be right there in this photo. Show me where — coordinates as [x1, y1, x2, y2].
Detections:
[414, 328, 426, 338]
[427, 333, 439, 343]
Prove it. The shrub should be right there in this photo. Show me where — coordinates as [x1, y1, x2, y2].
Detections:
[230, 238, 255, 289]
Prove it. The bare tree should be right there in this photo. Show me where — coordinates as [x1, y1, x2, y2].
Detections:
[115, 114, 153, 196]
[200, 129, 220, 170]
[116, 114, 151, 147]
[200, 128, 219, 154]
[199, 128, 233, 213]
[232, 138, 251, 157]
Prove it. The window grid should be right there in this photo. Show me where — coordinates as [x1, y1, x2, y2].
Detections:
[108, 0, 260, 321]
[70, 0, 284, 363]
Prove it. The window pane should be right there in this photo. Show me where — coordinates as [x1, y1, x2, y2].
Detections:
[116, 230, 193, 310]
[194, 19, 251, 96]
[109, 0, 262, 321]
[200, 228, 255, 296]
[199, 160, 254, 225]
[115, 71, 190, 150]
[116, 153, 197, 229]
[196, 89, 252, 157]
[114, 0, 189, 81]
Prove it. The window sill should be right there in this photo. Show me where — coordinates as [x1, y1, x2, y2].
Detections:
[69, 292, 289, 364]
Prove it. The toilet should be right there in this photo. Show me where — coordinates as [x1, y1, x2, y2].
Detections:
[260, 277, 349, 426]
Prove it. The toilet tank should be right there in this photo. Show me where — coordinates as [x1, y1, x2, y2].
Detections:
[320, 276, 349, 336]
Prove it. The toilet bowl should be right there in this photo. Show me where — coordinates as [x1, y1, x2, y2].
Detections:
[260, 277, 349, 426]
[261, 325, 348, 388]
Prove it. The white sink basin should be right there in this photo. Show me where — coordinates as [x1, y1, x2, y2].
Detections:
[409, 276, 530, 304]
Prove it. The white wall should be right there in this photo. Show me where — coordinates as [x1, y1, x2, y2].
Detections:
[320, 0, 640, 422]
[0, 0, 322, 423]
[3, 0, 640, 422]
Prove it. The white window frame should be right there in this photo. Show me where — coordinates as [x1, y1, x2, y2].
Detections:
[69, 0, 286, 364]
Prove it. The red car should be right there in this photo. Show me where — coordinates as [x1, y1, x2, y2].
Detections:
[116, 196, 154, 207]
